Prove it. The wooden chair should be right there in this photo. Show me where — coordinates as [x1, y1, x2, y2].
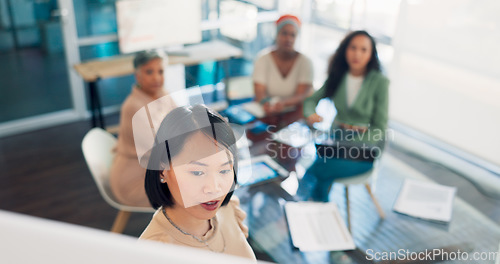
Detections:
[81, 128, 155, 233]
[335, 159, 385, 232]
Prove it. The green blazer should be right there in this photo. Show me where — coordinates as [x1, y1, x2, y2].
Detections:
[304, 70, 389, 145]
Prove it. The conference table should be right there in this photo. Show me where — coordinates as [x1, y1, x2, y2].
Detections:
[235, 130, 370, 263]
[235, 126, 500, 264]
[73, 40, 243, 128]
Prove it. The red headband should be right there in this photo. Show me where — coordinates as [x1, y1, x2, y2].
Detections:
[276, 14, 301, 28]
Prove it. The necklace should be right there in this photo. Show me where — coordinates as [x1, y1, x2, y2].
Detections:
[162, 207, 226, 253]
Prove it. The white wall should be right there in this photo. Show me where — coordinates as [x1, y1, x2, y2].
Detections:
[389, 0, 500, 166]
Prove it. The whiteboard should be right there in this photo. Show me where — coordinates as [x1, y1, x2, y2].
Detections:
[116, 0, 202, 53]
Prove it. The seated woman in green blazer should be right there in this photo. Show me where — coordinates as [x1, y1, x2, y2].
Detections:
[298, 30, 389, 202]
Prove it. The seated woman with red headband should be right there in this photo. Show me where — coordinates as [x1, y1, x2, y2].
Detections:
[252, 14, 314, 126]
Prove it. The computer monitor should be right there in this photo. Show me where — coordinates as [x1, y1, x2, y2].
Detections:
[116, 0, 202, 53]
[0, 210, 258, 264]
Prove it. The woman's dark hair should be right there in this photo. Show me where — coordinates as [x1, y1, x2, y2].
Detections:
[324, 30, 381, 98]
[144, 104, 238, 209]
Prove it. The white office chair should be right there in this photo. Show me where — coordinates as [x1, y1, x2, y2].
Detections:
[335, 159, 385, 232]
[81, 128, 155, 233]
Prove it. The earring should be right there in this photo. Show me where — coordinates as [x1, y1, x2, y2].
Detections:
[160, 178, 165, 183]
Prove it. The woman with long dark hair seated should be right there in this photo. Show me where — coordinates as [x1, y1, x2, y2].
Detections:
[139, 105, 255, 260]
[298, 30, 389, 202]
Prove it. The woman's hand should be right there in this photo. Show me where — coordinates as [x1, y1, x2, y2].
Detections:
[271, 101, 284, 113]
[306, 113, 323, 125]
[263, 102, 272, 114]
[263, 101, 284, 115]
[352, 125, 368, 133]
[339, 123, 368, 133]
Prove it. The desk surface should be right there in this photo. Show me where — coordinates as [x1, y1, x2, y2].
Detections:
[74, 40, 243, 82]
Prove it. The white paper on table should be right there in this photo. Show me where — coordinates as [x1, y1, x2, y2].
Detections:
[393, 179, 456, 223]
[241, 101, 265, 118]
[271, 121, 311, 148]
[284, 202, 355, 251]
[241, 97, 297, 119]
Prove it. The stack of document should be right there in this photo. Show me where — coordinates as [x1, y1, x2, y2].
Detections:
[393, 179, 457, 223]
[241, 99, 298, 119]
[241, 102, 265, 118]
[284, 202, 355, 251]
[271, 121, 311, 148]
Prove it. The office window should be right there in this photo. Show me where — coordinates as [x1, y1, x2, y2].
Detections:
[247, 0, 277, 10]
[350, 0, 400, 42]
[312, 0, 353, 30]
[311, 0, 400, 43]
[389, 0, 500, 167]
[219, 1, 258, 42]
[74, 0, 118, 38]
